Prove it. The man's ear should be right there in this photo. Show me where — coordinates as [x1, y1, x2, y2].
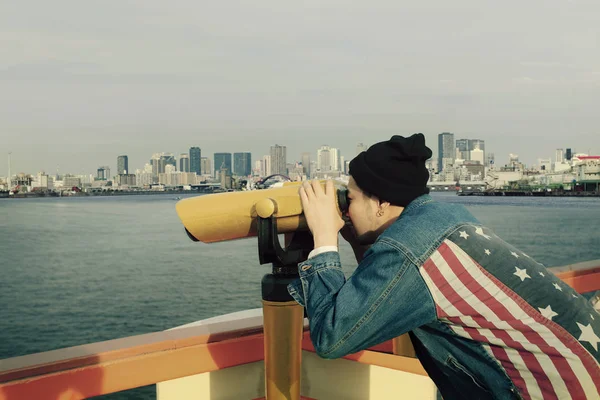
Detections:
[378, 200, 392, 212]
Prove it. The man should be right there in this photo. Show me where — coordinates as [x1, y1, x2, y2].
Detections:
[287, 134, 600, 400]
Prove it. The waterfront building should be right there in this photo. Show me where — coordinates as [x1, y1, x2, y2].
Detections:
[309, 161, 317, 179]
[157, 170, 195, 186]
[486, 153, 495, 168]
[135, 170, 153, 187]
[554, 162, 571, 173]
[538, 158, 552, 172]
[460, 163, 485, 181]
[317, 146, 340, 172]
[331, 148, 340, 171]
[179, 154, 190, 173]
[270, 145, 286, 176]
[158, 172, 179, 186]
[190, 147, 201, 175]
[200, 157, 211, 176]
[263, 155, 272, 176]
[576, 157, 600, 191]
[63, 175, 82, 188]
[469, 139, 485, 152]
[470, 148, 484, 166]
[556, 149, 564, 164]
[456, 139, 470, 160]
[220, 165, 232, 189]
[117, 155, 128, 175]
[116, 174, 136, 187]
[150, 154, 161, 177]
[301, 152, 311, 177]
[180, 173, 197, 185]
[317, 146, 332, 172]
[159, 154, 176, 173]
[426, 159, 438, 175]
[97, 166, 110, 180]
[233, 152, 252, 176]
[288, 162, 305, 181]
[438, 132, 455, 173]
[214, 153, 232, 179]
[254, 160, 263, 176]
[32, 172, 54, 191]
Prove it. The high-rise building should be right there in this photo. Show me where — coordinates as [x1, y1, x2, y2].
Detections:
[150, 153, 161, 177]
[190, 147, 201, 175]
[438, 132, 455, 172]
[159, 154, 176, 174]
[332, 148, 340, 171]
[263, 155, 272, 176]
[556, 149, 564, 163]
[117, 155, 128, 175]
[233, 152, 252, 176]
[469, 139, 485, 165]
[270, 145, 286, 175]
[301, 152, 311, 177]
[317, 146, 332, 171]
[470, 148, 484, 165]
[254, 159, 264, 176]
[566, 148, 572, 161]
[179, 153, 190, 173]
[486, 152, 495, 168]
[469, 139, 485, 152]
[456, 139, 469, 160]
[200, 157, 211, 176]
[214, 153, 232, 178]
[97, 166, 110, 180]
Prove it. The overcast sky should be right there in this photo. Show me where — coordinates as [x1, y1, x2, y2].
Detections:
[1, 0, 598, 176]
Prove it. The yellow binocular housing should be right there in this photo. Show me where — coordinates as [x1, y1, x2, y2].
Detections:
[176, 181, 348, 243]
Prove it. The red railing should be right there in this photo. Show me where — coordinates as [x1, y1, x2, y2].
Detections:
[1, 260, 598, 399]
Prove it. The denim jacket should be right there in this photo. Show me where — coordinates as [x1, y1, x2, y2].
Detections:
[288, 194, 600, 400]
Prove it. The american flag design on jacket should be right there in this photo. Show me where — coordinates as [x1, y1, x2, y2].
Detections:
[419, 224, 600, 400]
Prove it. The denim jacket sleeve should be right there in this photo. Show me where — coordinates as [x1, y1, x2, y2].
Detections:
[287, 238, 437, 359]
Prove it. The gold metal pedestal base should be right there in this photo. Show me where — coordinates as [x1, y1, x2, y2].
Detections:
[262, 300, 304, 400]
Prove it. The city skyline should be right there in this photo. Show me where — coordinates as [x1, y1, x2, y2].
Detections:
[2, 135, 597, 179]
[2, 1, 599, 176]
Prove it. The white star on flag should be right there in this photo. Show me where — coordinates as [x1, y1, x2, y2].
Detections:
[572, 294, 578, 298]
[484, 249, 491, 256]
[459, 231, 469, 239]
[513, 267, 531, 282]
[553, 283, 563, 291]
[539, 272, 545, 277]
[510, 251, 520, 258]
[538, 305, 558, 320]
[475, 227, 491, 240]
[576, 322, 600, 351]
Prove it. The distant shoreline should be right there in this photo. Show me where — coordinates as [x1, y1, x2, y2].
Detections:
[0, 190, 211, 199]
[458, 190, 599, 197]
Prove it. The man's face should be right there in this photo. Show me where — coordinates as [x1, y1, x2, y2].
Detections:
[346, 176, 379, 244]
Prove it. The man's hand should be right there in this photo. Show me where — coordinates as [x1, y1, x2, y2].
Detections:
[299, 180, 344, 248]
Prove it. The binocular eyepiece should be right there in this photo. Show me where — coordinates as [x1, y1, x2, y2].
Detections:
[176, 181, 348, 243]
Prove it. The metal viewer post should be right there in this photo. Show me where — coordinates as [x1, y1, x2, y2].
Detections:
[257, 198, 311, 400]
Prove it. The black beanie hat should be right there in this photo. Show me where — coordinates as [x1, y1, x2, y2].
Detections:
[349, 133, 432, 206]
